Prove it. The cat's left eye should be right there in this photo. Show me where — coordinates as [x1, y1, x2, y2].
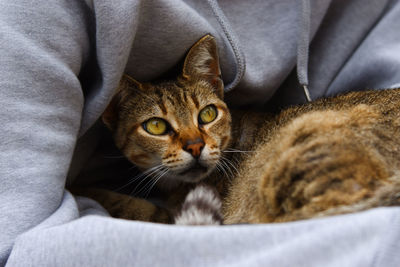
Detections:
[143, 118, 168, 135]
[199, 105, 218, 124]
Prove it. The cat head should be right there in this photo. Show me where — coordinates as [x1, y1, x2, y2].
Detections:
[103, 35, 231, 184]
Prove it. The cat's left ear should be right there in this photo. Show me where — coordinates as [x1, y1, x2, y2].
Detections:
[182, 34, 224, 99]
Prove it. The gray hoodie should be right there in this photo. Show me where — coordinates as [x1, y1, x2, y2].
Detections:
[1, 0, 400, 266]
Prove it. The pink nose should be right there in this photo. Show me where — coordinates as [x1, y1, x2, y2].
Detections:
[184, 138, 205, 158]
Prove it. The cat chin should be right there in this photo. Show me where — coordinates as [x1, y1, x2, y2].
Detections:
[156, 172, 208, 191]
[177, 173, 209, 183]
[164, 169, 212, 184]
[164, 160, 217, 183]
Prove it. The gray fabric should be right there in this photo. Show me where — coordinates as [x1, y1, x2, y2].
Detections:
[297, 0, 311, 88]
[2, 0, 400, 266]
[297, 0, 313, 102]
[207, 0, 246, 92]
[296, 0, 312, 102]
[6, 205, 400, 267]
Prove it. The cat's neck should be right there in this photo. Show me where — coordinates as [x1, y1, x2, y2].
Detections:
[156, 177, 185, 191]
[228, 109, 271, 152]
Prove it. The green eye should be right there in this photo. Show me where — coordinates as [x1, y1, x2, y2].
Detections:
[199, 105, 217, 124]
[144, 118, 168, 135]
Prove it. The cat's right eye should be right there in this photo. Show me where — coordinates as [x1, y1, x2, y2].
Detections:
[143, 118, 168, 135]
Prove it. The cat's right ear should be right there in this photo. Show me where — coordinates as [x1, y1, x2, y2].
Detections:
[181, 34, 224, 99]
[102, 75, 143, 130]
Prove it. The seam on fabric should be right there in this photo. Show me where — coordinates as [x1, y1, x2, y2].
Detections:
[207, 0, 245, 92]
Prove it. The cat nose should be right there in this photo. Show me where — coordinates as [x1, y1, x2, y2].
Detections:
[184, 138, 205, 158]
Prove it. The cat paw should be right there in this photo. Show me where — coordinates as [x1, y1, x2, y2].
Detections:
[174, 184, 223, 225]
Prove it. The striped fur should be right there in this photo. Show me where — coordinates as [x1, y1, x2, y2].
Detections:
[175, 185, 222, 225]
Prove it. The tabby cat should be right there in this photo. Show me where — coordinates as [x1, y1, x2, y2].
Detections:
[77, 35, 400, 225]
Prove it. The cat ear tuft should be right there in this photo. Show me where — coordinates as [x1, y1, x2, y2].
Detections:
[182, 34, 224, 98]
[102, 75, 143, 130]
[122, 74, 144, 91]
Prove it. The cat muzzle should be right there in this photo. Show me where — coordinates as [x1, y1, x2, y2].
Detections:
[183, 138, 205, 158]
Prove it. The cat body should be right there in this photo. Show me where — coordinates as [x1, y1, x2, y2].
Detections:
[76, 35, 400, 224]
[223, 89, 400, 223]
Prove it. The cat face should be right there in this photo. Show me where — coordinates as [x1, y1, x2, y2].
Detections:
[103, 35, 231, 183]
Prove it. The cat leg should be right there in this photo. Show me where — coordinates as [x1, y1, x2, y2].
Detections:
[257, 108, 393, 222]
[70, 187, 172, 223]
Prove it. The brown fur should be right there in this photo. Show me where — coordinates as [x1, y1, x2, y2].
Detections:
[71, 187, 170, 222]
[75, 35, 400, 224]
[223, 90, 400, 223]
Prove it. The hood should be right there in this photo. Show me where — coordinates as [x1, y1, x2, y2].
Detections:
[207, 0, 313, 101]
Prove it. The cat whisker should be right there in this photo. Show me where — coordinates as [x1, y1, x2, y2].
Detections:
[223, 148, 254, 153]
[130, 170, 164, 196]
[217, 157, 235, 179]
[126, 165, 163, 184]
[134, 176, 156, 197]
[119, 165, 164, 194]
[134, 166, 168, 197]
[215, 162, 231, 180]
[132, 175, 157, 196]
[219, 160, 233, 177]
[220, 155, 240, 177]
[136, 168, 164, 197]
[143, 168, 169, 198]
[230, 155, 241, 165]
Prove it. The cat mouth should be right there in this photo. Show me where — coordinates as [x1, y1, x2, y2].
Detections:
[179, 162, 208, 176]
